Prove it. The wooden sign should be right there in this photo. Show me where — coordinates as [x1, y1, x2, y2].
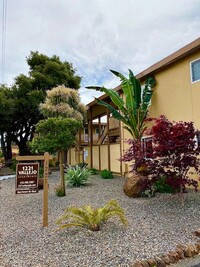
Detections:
[16, 163, 39, 192]
[16, 152, 53, 227]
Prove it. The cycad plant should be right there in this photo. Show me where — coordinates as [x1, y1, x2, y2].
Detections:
[65, 165, 91, 187]
[56, 199, 128, 231]
[86, 69, 155, 140]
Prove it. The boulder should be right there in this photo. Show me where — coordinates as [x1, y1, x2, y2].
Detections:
[123, 173, 146, 197]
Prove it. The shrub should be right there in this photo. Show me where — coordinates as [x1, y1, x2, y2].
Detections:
[56, 199, 128, 231]
[54, 184, 65, 197]
[141, 116, 200, 193]
[39, 167, 44, 178]
[65, 165, 91, 187]
[100, 169, 113, 179]
[89, 167, 99, 175]
[154, 175, 174, 193]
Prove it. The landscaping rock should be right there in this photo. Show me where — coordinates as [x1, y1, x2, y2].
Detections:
[123, 173, 146, 197]
[132, 261, 145, 267]
[195, 242, 200, 252]
[154, 257, 166, 267]
[168, 251, 179, 262]
[194, 229, 200, 237]
[141, 260, 150, 267]
[176, 248, 185, 260]
[160, 254, 171, 265]
[147, 258, 157, 267]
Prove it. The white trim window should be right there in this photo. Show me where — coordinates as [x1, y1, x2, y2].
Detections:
[190, 58, 200, 83]
[84, 128, 88, 142]
[141, 136, 153, 159]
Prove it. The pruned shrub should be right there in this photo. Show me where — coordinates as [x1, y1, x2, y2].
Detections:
[100, 169, 113, 179]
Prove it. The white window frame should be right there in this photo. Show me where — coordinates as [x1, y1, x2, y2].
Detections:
[141, 136, 153, 159]
[84, 128, 88, 142]
[190, 58, 200, 83]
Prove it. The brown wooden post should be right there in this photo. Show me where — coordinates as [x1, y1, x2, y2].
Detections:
[107, 109, 111, 171]
[43, 152, 50, 227]
[60, 150, 65, 196]
[119, 121, 123, 176]
[89, 109, 93, 168]
[98, 116, 101, 171]
[16, 153, 52, 227]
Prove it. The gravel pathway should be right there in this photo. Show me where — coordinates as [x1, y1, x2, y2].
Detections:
[1, 172, 200, 267]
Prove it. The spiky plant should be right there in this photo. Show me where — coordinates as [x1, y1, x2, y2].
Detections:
[65, 165, 91, 187]
[56, 199, 128, 231]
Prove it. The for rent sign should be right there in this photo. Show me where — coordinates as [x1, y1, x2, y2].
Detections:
[16, 163, 39, 193]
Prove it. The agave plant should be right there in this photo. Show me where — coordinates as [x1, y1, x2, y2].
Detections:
[56, 199, 128, 231]
[86, 69, 156, 140]
[65, 165, 91, 187]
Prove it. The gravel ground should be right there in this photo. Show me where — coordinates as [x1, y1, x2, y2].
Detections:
[1, 172, 200, 267]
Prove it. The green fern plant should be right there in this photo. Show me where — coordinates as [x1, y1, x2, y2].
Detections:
[65, 165, 91, 187]
[56, 199, 128, 231]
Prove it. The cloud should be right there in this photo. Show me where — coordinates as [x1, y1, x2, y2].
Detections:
[1, 0, 200, 104]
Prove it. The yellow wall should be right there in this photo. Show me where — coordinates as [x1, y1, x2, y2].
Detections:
[122, 50, 200, 186]
[110, 144, 121, 173]
[100, 145, 108, 170]
[92, 146, 99, 169]
[149, 51, 200, 129]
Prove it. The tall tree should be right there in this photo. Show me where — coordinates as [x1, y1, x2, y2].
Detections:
[0, 51, 81, 159]
[30, 85, 87, 195]
[0, 85, 14, 164]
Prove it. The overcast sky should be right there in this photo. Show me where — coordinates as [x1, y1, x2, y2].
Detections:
[1, 0, 200, 104]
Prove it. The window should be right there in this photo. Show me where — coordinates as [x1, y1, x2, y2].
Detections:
[84, 128, 88, 142]
[190, 58, 200, 83]
[95, 127, 99, 135]
[141, 136, 153, 159]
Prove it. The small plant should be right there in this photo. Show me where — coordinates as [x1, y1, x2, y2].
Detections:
[56, 199, 128, 231]
[39, 167, 44, 178]
[54, 184, 65, 197]
[65, 165, 91, 187]
[100, 169, 113, 179]
[154, 175, 174, 193]
[89, 167, 99, 175]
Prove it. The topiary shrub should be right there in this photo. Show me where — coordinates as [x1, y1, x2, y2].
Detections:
[100, 169, 113, 179]
[65, 165, 91, 187]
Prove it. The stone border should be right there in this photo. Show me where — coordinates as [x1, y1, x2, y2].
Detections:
[132, 229, 200, 267]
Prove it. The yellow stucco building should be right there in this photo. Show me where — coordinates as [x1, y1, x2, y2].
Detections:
[68, 37, 200, 186]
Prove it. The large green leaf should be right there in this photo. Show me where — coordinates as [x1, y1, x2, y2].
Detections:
[96, 98, 127, 124]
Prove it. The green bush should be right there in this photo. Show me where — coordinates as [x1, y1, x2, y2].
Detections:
[11, 159, 17, 171]
[155, 176, 174, 193]
[54, 184, 65, 197]
[39, 167, 44, 178]
[100, 169, 113, 179]
[65, 165, 91, 187]
[89, 168, 99, 175]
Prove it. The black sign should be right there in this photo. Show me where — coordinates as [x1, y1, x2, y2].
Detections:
[16, 163, 39, 193]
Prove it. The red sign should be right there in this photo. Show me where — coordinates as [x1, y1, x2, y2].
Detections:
[16, 163, 39, 193]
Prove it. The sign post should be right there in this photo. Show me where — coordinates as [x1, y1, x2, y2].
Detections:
[16, 152, 52, 227]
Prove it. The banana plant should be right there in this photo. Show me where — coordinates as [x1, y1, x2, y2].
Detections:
[86, 69, 155, 140]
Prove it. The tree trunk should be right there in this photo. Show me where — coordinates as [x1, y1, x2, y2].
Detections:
[18, 141, 31, 155]
[60, 150, 66, 196]
[1, 132, 12, 166]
